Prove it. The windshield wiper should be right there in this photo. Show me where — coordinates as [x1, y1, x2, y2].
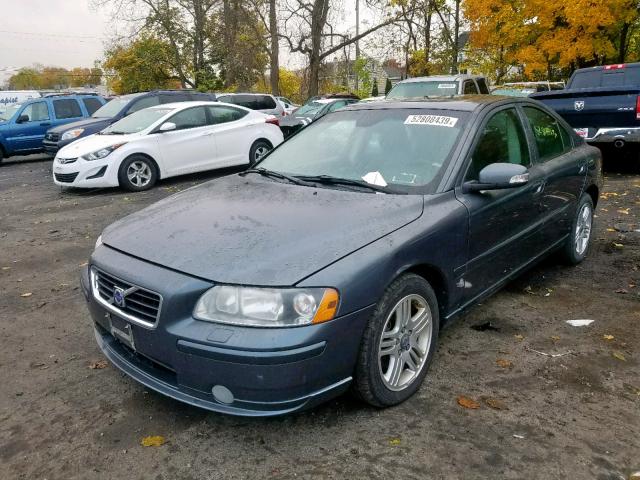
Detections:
[295, 174, 392, 193]
[239, 167, 313, 186]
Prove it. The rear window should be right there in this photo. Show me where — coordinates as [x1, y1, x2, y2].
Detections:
[387, 81, 460, 99]
[219, 94, 277, 110]
[53, 99, 82, 119]
[82, 97, 103, 115]
[571, 67, 640, 88]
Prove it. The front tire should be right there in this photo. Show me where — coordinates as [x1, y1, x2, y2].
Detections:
[118, 155, 158, 192]
[560, 194, 594, 265]
[353, 273, 439, 407]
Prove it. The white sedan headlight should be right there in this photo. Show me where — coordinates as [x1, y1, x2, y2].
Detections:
[82, 143, 126, 161]
[61, 128, 85, 141]
[193, 286, 339, 327]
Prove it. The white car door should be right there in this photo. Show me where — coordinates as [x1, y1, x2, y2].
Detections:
[205, 105, 257, 166]
[155, 106, 216, 176]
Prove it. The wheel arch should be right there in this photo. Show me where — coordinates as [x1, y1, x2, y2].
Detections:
[122, 152, 161, 179]
[399, 264, 450, 326]
[584, 183, 599, 208]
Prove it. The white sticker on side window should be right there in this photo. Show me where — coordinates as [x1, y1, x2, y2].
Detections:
[404, 114, 458, 127]
[438, 84, 457, 89]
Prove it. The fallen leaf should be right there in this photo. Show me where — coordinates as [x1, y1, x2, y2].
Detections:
[20, 292, 32, 298]
[484, 398, 508, 410]
[89, 360, 108, 369]
[512, 434, 525, 439]
[496, 358, 513, 368]
[603, 334, 614, 341]
[389, 438, 401, 446]
[612, 351, 627, 362]
[514, 334, 524, 341]
[615, 289, 629, 294]
[457, 395, 480, 409]
[78, 262, 88, 267]
[550, 335, 560, 342]
[613, 242, 624, 248]
[141, 435, 166, 447]
[617, 208, 630, 215]
[1, 266, 10, 270]
[629, 471, 640, 480]
[606, 228, 616, 232]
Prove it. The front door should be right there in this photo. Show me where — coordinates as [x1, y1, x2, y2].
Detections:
[156, 106, 216, 176]
[456, 107, 547, 303]
[9, 101, 52, 152]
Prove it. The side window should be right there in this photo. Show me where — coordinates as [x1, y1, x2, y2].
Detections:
[327, 100, 347, 113]
[167, 106, 208, 130]
[160, 93, 189, 103]
[20, 102, 50, 122]
[82, 98, 103, 115]
[466, 108, 530, 181]
[127, 95, 160, 114]
[523, 107, 570, 162]
[476, 78, 490, 94]
[53, 99, 82, 119]
[255, 96, 277, 110]
[206, 106, 248, 124]
[463, 81, 478, 94]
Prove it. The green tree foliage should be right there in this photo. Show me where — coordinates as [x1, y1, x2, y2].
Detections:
[9, 66, 103, 90]
[371, 81, 379, 96]
[102, 35, 182, 94]
[385, 78, 393, 95]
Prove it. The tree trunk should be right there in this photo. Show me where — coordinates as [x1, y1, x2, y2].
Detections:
[307, 0, 329, 97]
[269, 0, 279, 95]
[618, 22, 630, 63]
[223, 0, 238, 88]
[424, 0, 433, 75]
[450, 0, 460, 74]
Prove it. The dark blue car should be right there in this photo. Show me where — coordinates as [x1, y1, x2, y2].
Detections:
[43, 90, 217, 154]
[0, 94, 106, 162]
[80, 96, 602, 416]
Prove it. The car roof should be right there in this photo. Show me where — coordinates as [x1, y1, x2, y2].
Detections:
[344, 95, 528, 112]
[217, 92, 273, 97]
[397, 75, 483, 84]
[150, 101, 219, 110]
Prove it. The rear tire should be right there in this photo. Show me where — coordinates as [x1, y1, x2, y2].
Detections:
[353, 273, 439, 407]
[118, 155, 158, 192]
[560, 193, 594, 265]
[249, 140, 272, 165]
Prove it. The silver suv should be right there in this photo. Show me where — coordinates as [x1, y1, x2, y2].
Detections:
[387, 74, 490, 99]
[216, 93, 285, 117]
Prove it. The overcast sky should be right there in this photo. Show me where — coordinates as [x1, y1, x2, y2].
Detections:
[0, 0, 109, 69]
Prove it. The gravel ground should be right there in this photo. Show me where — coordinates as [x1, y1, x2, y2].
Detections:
[0, 153, 639, 480]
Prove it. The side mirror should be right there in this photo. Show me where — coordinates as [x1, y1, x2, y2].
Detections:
[158, 122, 176, 132]
[463, 163, 529, 192]
[16, 115, 29, 124]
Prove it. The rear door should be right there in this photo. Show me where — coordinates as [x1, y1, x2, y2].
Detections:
[155, 106, 214, 175]
[9, 101, 52, 152]
[51, 98, 84, 128]
[205, 105, 253, 166]
[456, 106, 547, 303]
[521, 105, 587, 247]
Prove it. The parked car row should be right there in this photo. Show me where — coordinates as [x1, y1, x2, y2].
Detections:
[80, 92, 602, 416]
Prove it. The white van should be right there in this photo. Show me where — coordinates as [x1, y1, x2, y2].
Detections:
[0, 90, 41, 113]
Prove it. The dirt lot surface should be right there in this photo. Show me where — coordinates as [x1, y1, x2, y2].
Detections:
[1, 154, 639, 480]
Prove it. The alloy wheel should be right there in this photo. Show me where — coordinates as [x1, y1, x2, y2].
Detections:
[254, 145, 270, 162]
[378, 294, 433, 391]
[574, 202, 592, 256]
[127, 161, 152, 188]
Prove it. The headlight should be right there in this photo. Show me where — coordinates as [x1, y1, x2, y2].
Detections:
[193, 286, 339, 327]
[82, 143, 126, 161]
[61, 128, 84, 140]
[95, 234, 102, 249]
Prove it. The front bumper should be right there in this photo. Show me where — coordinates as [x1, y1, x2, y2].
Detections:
[80, 247, 372, 416]
[53, 156, 118, 188]
[584, 126, 640, 144]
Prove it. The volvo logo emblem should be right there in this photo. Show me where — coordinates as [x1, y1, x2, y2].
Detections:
[113, 287, 126, 308]
[574, 100, 585, 111]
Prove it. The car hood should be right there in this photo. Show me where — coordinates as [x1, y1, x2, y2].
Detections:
[47, 116, 112, 134]
[102, 174, 424, 285]
[57, 132, 142, 157]
[280, 115, 313, 127]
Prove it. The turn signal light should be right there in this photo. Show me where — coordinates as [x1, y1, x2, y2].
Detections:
[312, 288, 339, 324]
[265, 116, 280, 127]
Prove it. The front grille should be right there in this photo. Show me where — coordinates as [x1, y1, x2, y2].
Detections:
[45, 132, 60, 142]
[54, 172, 79, 183]
[92, 268, 162, 327]
[57, 157, 77, 165]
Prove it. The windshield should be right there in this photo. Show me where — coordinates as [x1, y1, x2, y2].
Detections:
[0, 103, 21, 121]
[102, 107, 173, 134]
[257, 108, 468, 193]
[92, 97, 131, 118]
[294, 101, 326, 117]
[387, 81, 460, 99]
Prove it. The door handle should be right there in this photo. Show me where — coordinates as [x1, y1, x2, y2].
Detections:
[201, 131, 215, 137]
[40, 122, 51, 126]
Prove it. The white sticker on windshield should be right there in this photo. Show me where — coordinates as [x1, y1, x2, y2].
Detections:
[362, 171, 388, 187]
[404, 114, 458, 127]
[438, 84, 457, 89]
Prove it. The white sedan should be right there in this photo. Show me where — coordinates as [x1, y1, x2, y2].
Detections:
[52, 101, 284, 191]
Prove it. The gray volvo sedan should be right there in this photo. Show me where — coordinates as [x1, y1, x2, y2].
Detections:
[80, 97, 602, 416]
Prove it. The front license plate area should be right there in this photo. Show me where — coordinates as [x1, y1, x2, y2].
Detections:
[109, 314, 136, 351]
[574, 128, 589, 139]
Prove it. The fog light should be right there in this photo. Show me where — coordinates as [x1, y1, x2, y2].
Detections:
[212, 385, 234, 404]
